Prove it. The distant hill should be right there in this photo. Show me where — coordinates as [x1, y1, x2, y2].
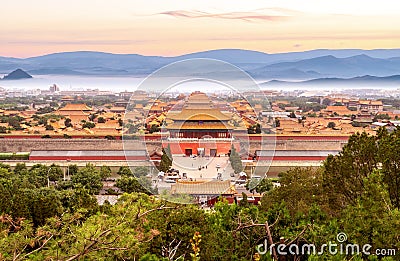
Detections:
[1, 49, 400, 79]
[261, 75, 400, 87]
[172, 49, 272, 64]
[2, 69, 32, 80]
[257, 55, 400, 78]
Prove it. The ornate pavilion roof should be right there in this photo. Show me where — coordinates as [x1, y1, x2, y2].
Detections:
[167, 121, 234, 130]
[59, 103, 92, 111]
[168, 109, 231, 121]
[167, 92, 231, 121]
[171, 180, 235, 195]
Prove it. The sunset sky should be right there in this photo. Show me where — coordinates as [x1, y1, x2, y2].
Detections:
[1, 0, 400, 57]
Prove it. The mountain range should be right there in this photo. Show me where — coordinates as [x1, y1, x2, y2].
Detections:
[2, 49, 400, 81]
[261, 75, 400, 87]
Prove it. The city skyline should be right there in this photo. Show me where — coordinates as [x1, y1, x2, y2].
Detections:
[1, 0, 400, 57]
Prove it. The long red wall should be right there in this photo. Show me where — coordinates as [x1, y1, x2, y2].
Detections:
[1, 134, 350, 141]
[257, 156, 328, 161]
[29, 156, 148, 161]
[28, 155, 328, 161]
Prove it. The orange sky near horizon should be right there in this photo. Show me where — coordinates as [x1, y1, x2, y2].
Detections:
[1, 0, 400, 58]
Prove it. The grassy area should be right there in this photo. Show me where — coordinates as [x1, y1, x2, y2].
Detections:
[0, 152, 30, 160]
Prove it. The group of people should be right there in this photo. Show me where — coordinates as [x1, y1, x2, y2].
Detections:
[198, 165, 208, 171]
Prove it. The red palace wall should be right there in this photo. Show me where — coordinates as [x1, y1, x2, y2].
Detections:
[1, 134, 350, 141]
[29, 156, 148, 161]
[28, 155, 328, 162]
[257, 156, 328, 161]
[163, 141, 240, 156]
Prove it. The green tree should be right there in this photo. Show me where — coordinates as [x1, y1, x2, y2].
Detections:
[377, 127, 400, 208]
[0, 193, 176, 260]
[64, 118, 72, 127]
[374, 113, 391, 120]
[89, 113, 97, 121]
[164, 144, 173, 161]
[5, 187, 63, 227]
[29, 164, 50, 188]
[323, 132, 377, 212]
[49, 101, 58, 108]
[45, 124, 54, 130]
[339, 172, 400, 255]
[149, 124, 160, 134]
[31, 187, 63, 226]
[134, 166, 150, 177]
[275, 118, 280, 128]
[48, 164, 63, 182]
[289, 111, 296, 118]
[204, 199, 266, 260]
[82, 121, 95, 129]
[14, 163, 27, 175]
[246, 177, 273, 194]
[117, 166, 133, 176]
[8, 116, 23, 130]
[229, 145, 242, 174]
[238, 192, 250, 207]
[0, 183, 13, 214]
[115, 176, 151, 194]
[71, 163, 103, 194]
[261, 167, 326, 216]
[60, 188, 98, 213]
[10, 188, 35, 221]
[68, 164, 79, 175]
[158, 148, 172, 172]
[254, 123, 261, 134]
[100, 165, 112, 180]
[247, 124, 261, 134]
[327, 121, 336, 128]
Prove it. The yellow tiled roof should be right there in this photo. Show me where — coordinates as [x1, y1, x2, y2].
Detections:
[167, 121, 233, 130]
[59, 103, 92, 111]
[171, 180, 233, 195]
[169, 109, 231, 121]
[110, 106, 126, 112]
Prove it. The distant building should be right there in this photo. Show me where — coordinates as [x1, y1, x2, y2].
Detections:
[148, 101, 167, 114]
[329, 98, 383, 114]
[61, 96, 74, 102]
[49, 84, 60, 93]
[109, 106, 126, 114]
[357, 100, 383, 113]
[55, 103, 92, 123]
[114, 99, 129, 108]
[324, 105, 353, 116]
[260, 111, 290, 118]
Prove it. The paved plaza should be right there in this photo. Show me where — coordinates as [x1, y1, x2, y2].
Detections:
[156, 155, 237, 191]
[171, 155, 235, 181]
